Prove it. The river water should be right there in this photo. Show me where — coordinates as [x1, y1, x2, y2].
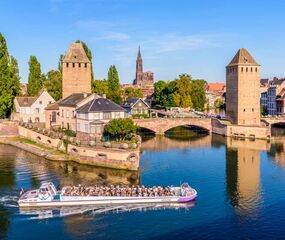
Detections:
[1, 127, 285, 239]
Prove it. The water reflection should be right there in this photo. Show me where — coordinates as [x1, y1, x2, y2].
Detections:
[225, 138, 269, 214]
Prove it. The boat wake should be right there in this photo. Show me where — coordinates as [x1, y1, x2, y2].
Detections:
[0, 195, 19, 208]
[19, 202, 196, 220]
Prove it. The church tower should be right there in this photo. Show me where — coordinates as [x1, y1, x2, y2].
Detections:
[134, 47, 143, 85]
[226, 48, 260, 126]
[62, 42, 91, 98]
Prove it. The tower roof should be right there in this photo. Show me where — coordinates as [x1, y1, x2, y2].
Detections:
[137, 46, 142, 60]
[227, 48, 259, 67]
[63, 42, 90, 63]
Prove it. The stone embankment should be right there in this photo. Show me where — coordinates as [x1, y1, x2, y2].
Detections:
[0, 121, 140, 171]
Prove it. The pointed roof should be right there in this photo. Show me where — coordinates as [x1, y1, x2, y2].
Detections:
[137, 46, 142, 60]
[62, 42, 90, 63]
[227, 48, 259, 67]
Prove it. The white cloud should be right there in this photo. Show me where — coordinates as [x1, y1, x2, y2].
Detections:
[92, 31, 130, 41]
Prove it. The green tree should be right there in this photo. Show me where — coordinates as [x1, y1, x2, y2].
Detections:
[173, 74, 192, 108]
[0, 33, 21, 118]
[44, 70, 62, 100]
[123, 87, 143, 100]
[92, 79, 109, 95]
[191, 79, 206, 111]
[27, 56, 43, 96]
[75, 40, 94, 80]
[104, 118, 137, 141]
[107, 65, 122, 104]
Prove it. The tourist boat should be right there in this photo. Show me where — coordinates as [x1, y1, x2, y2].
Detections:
[18, 182, 197, 207]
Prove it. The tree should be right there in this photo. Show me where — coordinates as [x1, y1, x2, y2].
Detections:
[191, 79, 206, 111]
[58, 54, 64, 72]
[92, 79, 109, 95]
[104, 118, 137, 141]
[44, 70, 62, 100]
[76, 40, 94, 80]
[107, 65, 122, 104]
[173, 74, 192, 108]
[0, 33, 21, 118]
[27, 56, 43, 96]
[123, 87, 143, 100]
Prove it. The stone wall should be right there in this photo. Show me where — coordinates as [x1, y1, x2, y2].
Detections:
[0, 121, 18, 137]
[17, 125, 140, 171]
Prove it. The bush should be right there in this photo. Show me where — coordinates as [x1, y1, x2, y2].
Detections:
[132, 114, 149, 119]
[104, 118, 137, 141]
[64, 129, 76, 137]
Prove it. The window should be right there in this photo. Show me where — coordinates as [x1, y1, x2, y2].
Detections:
[62, 110, 64, 117]
[252, 108, 254, 112]
[35, 108, 40, 114]
[241, 67, 243, 72]
[52, 111, 56, 122]
[39, 101, 42, 104]
[72, 63, 75, 68]
[49, 101, 52, 104]
[255, 67, 258, 72]
[246, 67, 248, 72]
[66, 110, 69, 118]
[85, 124, 88, 132]
[251, 67, 253, 72]
[66, 63, 69, 67]
[79, 63, 81, 68]
[243, 109, 246, 112]
[114, 112, 120, 118]
[103, 112, 111, 119]
[85, 63, 87, 68]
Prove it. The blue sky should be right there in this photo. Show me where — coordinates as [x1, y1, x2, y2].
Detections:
[1, 0, 285, 84]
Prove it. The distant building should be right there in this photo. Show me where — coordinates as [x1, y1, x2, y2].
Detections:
[226, 48, 260, 126]
[62, 42, 92, 98]
[267, 86, 277, 115]
[121, 98, 150, 116]
[205, 82, 226, 109]
[13, 90, 55, 123]
[276, 89, 285, 115]
[76, 97, 126, 137]
[133, 47, 154, 97]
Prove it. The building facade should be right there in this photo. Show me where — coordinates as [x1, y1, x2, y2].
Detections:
[226, 48, 261, 126]
[76, 97, 126, 137]
[205, 82, 226, 109]
[121, 98, 150, 117]
[62, 42, 92, 98]
[13, 90, 55, 123]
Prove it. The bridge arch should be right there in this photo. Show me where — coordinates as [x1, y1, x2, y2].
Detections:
[134, 118, 212, 135]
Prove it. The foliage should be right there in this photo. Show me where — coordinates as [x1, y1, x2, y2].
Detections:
[27, 56, 43, 96]
[261, 105, 268, 116]
[104, 118, 137, 141]
[0, 33, 21, 118]
[123, 87, 143, 100]
[75, 40, 94, 80]
[64, 129, 76, 137]
[153, 80, 176, 109]
[92, 79, 109, 95]
[153, 74, 207, 110]
[132, 114, 149, 119]
[191, 79, 206, 111]
[44, 70, 62, 100]
[107, 65, 122, 104]
[173, 74, 192, 108]
[214, 98, 225, 109]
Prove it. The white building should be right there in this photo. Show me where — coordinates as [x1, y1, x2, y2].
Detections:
[13, 90, 55, 123]
[76, 97, 126, 136]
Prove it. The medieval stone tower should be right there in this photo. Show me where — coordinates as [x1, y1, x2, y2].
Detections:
[226, 48, 260, 126]
[62, 42, 91, 98]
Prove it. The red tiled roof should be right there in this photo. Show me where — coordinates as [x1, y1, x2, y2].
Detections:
[206, 83, 226, 92]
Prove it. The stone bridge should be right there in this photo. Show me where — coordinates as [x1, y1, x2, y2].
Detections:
[261, 117, 285, 126]
[134, 118, 212, 135]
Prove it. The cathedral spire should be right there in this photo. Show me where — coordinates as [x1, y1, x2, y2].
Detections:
[137, 46, 142, 60]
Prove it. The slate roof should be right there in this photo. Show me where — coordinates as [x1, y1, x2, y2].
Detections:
[58, 93, 92, 107]
[121, 98, 150, 109]
[76, 98, 125, 113]
[45, 102, 59, 110]
[15, 96, 37, 107]
[227, 48, 259, 66]
[62, 43, 90, 63]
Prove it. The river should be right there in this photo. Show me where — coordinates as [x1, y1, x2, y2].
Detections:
[1, 126, 285, 239]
